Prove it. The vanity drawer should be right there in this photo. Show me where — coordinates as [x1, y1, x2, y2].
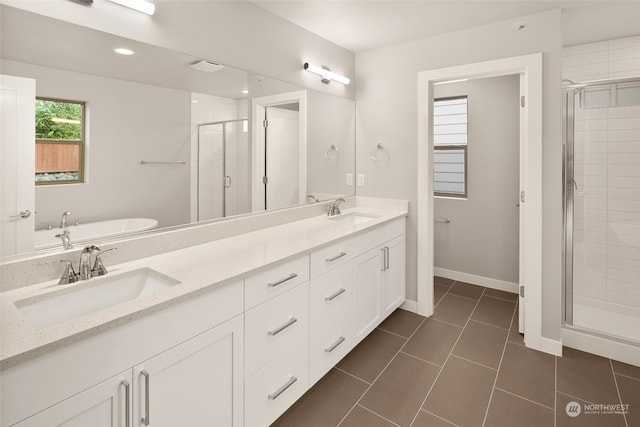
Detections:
[309, 263, 353, 331]
[309, 310, 354, 386]
[245, 255, 309, 309]
[245, 337, 309, 427]
[310, 238, 358, 278]
[244, 282, 309, 377]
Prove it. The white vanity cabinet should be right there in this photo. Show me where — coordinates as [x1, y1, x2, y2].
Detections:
[12, 370, 131, 427]
[1, 281, 244, 427]
[381, 235, 406, 318]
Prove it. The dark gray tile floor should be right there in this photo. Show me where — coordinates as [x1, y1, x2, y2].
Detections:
[272, 277, 640, 427]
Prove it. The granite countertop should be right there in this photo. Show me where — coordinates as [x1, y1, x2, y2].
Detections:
[0, 206, 407, 370]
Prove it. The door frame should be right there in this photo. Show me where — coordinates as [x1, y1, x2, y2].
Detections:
[251, 90, 307, 211]
[417, 54, 552, 354]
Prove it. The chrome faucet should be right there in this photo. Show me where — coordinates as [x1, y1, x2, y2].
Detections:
[79, 245, 100, 280]
[55, 230, 73, 250]
[60, 211, 72, 228]
[327, 198, 346, 216]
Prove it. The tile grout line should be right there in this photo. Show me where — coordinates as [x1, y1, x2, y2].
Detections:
[421, 409, 461, 427]
[336, 313, 430, 427]
[614, 372, 640, 383]
[494, 386, 555, 412]
[554, 351, 557, 427]
[609, 358, 629, 427]
[376, 326, 412, 340]
[448, 354, 498, 372]
[333, 366, 371, 386]
[356, 404, 402, 427]
[407, 287, 487, 427]
[480, 297, 518, 427]
[467, 318, 511, 331]
[399, 350, 444, 369]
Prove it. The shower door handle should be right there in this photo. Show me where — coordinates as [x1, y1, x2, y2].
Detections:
[224, 176, 231, 188]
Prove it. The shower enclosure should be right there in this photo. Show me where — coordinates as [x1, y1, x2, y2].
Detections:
[197, 119, 250, 221]
[564, 77, 640, 344]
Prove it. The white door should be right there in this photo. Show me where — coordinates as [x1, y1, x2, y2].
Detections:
[132, 316, 244, 427]
[13, 371, 131, 427]
[352, 247, 383, 341]
[1, 74, 35, 257]
[265, 106, 299, 210]
[381, 236, 406, 317]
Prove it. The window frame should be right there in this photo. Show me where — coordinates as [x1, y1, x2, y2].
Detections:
[35, 97, 86, 186]
[433, 95, 468, 199]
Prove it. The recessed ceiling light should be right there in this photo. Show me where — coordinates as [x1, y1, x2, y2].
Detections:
[192, 100, 199, 103]
[114, 48, 135, 56]
[108, 0, 155, 15]
[241, 90, 249, 94]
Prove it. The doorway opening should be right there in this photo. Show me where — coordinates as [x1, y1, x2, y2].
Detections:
[417, 54, 554, 355]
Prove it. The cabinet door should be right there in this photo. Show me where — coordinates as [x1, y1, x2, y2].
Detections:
[13, 371, 131, 427]
[352, 247, 383, 341]
[132, 315, 243, 427]
[381, 235, 406, 317]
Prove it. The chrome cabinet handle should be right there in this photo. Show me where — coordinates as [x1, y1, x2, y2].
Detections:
[268, 376, 297, 400]
[324, 288, 346, 301]
[9, 209, 31, 219]
[121, 380, 130, 427]
[325, 251, 346, 262]
[324, 336, 346, 353]
[141, 370, 150, 426]
[268, 273, 298, 288]
[381, 247, 390, 271]
[268, 317, 297, 336]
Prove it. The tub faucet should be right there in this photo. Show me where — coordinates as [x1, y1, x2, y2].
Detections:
[60, 211, 72, 228]
[79, 245, 100, 280]
[327, 198, 346, 216]
[55, 230, 73, 250]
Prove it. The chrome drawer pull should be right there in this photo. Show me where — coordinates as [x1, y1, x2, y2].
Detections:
[324, 336, 346, 353]
[268, 273, 298, 288]
[324, 288, 346, 301]
[268, 376, 298, 400]
[268, 317, 298, 336]
[141, 370, 150, 426]
[121, 380, 130, 427]
[325, 251, 346, 262]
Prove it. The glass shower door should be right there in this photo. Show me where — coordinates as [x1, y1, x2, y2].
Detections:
[565, 79, 640, 344]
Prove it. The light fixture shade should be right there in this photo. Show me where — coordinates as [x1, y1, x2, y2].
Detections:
[108, 0, 155, 15]
[304, 62, 350, 85]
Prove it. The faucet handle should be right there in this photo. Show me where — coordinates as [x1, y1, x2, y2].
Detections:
[92, 248, 117, 277]
[58, 260, 79, 285]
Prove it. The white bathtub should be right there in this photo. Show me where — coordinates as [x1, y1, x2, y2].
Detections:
[35, 218, 158, 249]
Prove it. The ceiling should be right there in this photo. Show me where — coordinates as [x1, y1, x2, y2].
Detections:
[251, 0, 617, 53]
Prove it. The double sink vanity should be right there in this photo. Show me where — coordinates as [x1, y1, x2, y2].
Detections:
[0, 197, 407, 427]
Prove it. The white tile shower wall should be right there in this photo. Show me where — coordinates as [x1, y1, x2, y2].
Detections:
[564, 35, 640, 309]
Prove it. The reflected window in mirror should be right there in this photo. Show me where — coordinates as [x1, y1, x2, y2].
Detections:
[35, 98, 85, 185]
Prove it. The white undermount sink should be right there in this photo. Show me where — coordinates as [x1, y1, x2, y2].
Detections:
[15, 268, 180, 329]
[328, 212, 379, 225]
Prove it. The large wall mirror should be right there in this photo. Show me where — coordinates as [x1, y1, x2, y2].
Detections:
[0, 5, 355, 258]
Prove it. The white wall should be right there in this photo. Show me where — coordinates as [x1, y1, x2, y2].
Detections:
[434, 75, 520, 285]
[2, 59, 191, 229]
[306, 90, 356, 198]
[3, 0, 355, 100]
[562, 3, 640, 48]
[355, 9, 563, 340]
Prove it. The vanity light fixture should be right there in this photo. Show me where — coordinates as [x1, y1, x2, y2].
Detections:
[303, 62, 350, 85]
[108, 0, 155, 16]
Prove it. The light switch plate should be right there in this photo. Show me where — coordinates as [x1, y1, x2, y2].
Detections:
[357, 174, 365, 187]
[346, 173, 353, 186]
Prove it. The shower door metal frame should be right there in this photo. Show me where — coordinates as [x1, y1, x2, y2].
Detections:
[562, 86, 576, 326]
[196, 118, 247, 221]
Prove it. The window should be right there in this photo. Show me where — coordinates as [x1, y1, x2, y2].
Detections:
[434, 96, 467, 198]
[35, 98, 85, 185]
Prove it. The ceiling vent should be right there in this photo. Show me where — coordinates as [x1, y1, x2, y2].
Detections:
[189, 60, 225, 73]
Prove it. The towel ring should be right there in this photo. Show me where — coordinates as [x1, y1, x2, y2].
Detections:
[325, 144, 338, 160]
[371, 143, 389, 161]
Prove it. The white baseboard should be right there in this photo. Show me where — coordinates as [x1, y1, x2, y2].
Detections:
[400, 299, 418, 313]
[434, 267, 519, 294]
[562, 327, 640, 367]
